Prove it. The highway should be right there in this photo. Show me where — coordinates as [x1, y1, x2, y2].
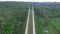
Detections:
[25, 6, 36, 34]
[32, 6, 36, 34]
[25, 7, 30, 34]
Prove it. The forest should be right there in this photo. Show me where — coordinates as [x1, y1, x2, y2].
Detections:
[34, 2, 60, 34]
[0, 2, 30, 34]
[0, 2, 60, 34]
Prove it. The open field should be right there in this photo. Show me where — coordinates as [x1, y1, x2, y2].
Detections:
[35, 17, 60, 34]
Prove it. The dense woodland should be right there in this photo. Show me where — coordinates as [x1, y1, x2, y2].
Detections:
[0, 2, 30, 34]
[34, 2, 60, 34]
[0, 2, 60, 34]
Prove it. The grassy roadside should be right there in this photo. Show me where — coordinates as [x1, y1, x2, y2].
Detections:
[28, 9, 33, 34]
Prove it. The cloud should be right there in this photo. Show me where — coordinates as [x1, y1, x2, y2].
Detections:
[28, 0, 60, 2]
[0, 0, 60, 2]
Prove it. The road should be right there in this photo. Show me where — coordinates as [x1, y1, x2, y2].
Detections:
[25, 7, 36, 34]
[25, 7, 30, 34]
[32, 6, 36, 34]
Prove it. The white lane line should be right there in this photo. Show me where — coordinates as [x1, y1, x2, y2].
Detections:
[32, 6, 36, 34]
[25, 8, 30, 34]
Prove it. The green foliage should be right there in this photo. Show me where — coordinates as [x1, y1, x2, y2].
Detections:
[34, 2, 60, 34]
[0, 2, 29, 34]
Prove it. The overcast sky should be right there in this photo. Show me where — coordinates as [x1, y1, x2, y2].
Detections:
[0, 0, 60, 2]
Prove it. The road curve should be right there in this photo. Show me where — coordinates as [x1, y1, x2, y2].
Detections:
[32, 6, 36, 34]
[25, 8, 30, 34]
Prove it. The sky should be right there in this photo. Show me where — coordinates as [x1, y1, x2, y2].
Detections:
[0, 0, 60, 2]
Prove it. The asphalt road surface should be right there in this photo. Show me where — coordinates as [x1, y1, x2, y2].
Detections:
[25, 7, 36, 34]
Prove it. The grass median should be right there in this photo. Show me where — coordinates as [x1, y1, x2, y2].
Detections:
[28, 9, 33, 34]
